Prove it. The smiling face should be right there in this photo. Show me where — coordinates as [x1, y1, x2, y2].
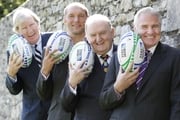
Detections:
[86, 19, 114, 55]
[16, 16, 40, 44]
[64, 6, 88, 37]
[134, 8, 161, 49]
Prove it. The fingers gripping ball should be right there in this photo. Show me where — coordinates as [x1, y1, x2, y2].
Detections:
[117, 31, 145, 71]
[69, 40, 94, 72]
[46, 31, 73, 63]
[8, 34, 33, 68]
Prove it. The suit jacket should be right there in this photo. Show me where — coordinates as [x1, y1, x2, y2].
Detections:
[36, 55, 72, 120]
[6, 33, 52, 120]
[60, 45, 117, 120]
[99, 42, 180, 120]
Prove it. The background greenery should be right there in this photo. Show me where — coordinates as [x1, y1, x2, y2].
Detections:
[0, 0, 26, 20]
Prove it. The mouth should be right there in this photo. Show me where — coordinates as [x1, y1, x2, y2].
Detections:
[28, 33, 36, 38]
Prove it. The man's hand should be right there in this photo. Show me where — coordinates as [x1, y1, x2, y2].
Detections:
[7, 52, 23, 78]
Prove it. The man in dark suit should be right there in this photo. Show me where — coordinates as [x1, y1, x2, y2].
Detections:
[60, 14, 116, 120]
[99, 7, 180, 120]
[36, 2, 89, 120]
[6, 7, 52, 120]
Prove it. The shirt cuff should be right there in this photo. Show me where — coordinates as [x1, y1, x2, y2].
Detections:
[69, 84, 77, 95]
[41, 71, 50, 80]
[114, 89, 125, 100]
[7, 74, 17, 82]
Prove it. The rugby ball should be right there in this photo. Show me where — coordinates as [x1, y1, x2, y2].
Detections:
[46, 31, 73, 63]
[117, 31, 145, 71]
[7, 34, 21, 50]
[8, 35, 32, 68]
[69, 40, 94, 71]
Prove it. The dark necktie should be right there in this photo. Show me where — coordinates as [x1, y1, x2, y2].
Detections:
[136, 50, 152, 90]
[100, 54, 109, 72]
[34, 44, 42, 67]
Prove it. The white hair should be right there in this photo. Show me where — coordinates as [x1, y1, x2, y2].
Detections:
[85, 14, 112, 31]
[12, 7, 40, 33]
[133, 7, 161, 27]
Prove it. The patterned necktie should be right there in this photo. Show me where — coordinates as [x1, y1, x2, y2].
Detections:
[100, 54, 109, 72]
[34, 44, 42, 67]
[136, 50, 152, 90]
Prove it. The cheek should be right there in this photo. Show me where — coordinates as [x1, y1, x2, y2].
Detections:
[86, 36, 94, 44]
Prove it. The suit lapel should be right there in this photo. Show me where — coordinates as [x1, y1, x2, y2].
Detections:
[136, 43, 166, 94]
[41, 34, 46, 49]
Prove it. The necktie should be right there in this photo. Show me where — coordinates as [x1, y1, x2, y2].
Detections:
[34, 44, 42, 67]
[100, 54, 109, 72]
[136, 50, 152, 90]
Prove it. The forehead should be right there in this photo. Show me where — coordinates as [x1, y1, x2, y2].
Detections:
[137, 13, 160, 25]
[86, 20, 110, 33]
[18, 16, 35, 25]
[65, 6, 87, 15]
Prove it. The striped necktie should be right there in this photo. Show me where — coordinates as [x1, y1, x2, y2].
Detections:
[34, 44, 42, 67]
[136, 50, 152, 90]
[100, 54, 109, 72]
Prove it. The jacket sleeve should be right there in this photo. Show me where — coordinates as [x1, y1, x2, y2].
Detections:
[36, 72, 53, 100]
[60, 80, 80, 112]
[99, 52, 125, 110]
[6, 74, 23, 95]
[5, 50, 23, 95]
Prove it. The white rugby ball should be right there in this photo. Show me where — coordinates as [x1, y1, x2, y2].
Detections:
[7, 34, 21, 51]
[117, 31, 145, 71]
[69, 40, 94, 71]
[8, 35, 32, 68]
[46, 31, 73, 63]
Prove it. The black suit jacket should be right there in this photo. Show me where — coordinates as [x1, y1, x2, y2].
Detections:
[60, 45, 117, 120]
[99, 42, 180, 120]
[6, 33, 52, 120]
[36, 56, 72, 120]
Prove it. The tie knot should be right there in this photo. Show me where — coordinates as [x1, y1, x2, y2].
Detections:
[145, 50, 152, 62]
[35, 44, 38, 48]
[100, 54, 109, 61]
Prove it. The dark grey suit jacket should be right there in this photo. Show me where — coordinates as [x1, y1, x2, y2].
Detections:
[60, 45, 117, 120]
[36, 56, 72, 120]
[99, 42, 180, 120]
[6, 33, 52, 120]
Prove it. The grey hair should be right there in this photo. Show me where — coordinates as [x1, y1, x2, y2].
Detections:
[85, 14, 112, 31]
[133, 7, 161, 27]
[12, 7, 40, 33]
[63, 2, 89, 17]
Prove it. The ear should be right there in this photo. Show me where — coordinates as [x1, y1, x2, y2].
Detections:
[133, 24, 137, 32]
[111, 27, 115, 37]
[63, 17, 66, 24]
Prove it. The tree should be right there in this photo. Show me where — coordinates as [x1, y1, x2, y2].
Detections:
[0, 0, 26, 20]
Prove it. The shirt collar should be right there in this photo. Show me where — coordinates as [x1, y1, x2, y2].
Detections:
[147, 44, 157, 55]
[36, 35, 42, 46]
[97, 44, 113, 58]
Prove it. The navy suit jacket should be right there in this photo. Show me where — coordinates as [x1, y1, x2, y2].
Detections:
[99, 42, 180, 120]
[6, 33, 52, 120]
[60, 45, 117, 120]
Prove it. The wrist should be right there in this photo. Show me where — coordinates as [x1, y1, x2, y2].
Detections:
[113, 83, 124, 93]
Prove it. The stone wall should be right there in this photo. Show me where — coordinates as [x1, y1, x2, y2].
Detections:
[0, 0, 180, 119]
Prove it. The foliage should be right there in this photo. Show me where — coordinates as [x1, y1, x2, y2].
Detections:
[0, 0, 26, 19]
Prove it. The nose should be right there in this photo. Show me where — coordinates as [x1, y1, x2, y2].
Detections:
[74, 16, 79, 22]
[26, 26, 33, 33]
[96, 34, 102, 42]
[147, 27, 154, 34]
